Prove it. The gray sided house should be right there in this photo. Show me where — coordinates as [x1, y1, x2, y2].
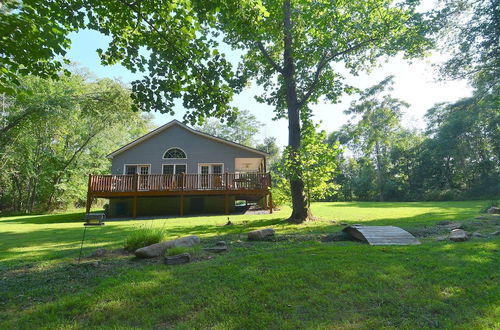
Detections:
[86, 120, 272, 217]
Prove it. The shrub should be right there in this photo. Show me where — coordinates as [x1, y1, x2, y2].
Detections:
[165, 245, 201, 256]
[124, 226, 167, 252]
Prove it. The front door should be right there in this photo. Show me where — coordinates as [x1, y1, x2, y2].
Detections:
[198, 164, 224, 189]
[138, 165, 150, 190]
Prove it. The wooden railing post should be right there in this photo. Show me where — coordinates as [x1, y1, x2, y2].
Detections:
[133, 173, 139, 192]
[181, 172, 185, 191]
[225, 172, 229, 190]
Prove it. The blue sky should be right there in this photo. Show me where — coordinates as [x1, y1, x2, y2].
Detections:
[67, 28, 471, 147]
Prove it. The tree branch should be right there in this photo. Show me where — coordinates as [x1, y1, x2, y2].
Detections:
[298, 38, 378, 107]
[257, 41, 284, 74]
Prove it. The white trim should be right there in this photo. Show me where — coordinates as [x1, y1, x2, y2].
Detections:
[123, 164, 151, 175]
[197, 163, 224, 174]
[162, 147, 187, 160]
[161, 163, 188, 174]
[107, 120, 268, 159]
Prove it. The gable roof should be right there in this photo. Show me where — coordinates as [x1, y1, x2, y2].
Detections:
[106, 119, 269, 159]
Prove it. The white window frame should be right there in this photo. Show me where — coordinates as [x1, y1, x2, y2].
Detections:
[123, 164, 151, 175]
[197, 163, 224, 174]
[161, 163, 188, 174]
[162, 147, 188, 160]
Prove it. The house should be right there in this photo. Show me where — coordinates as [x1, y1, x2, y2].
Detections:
[86, 120, 272, 217]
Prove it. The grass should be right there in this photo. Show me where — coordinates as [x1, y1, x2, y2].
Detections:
[124, 225, 167, 252]
[0, 201, 499, 328]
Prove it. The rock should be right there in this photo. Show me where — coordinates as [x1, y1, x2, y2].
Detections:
[437, 220, 451, 226]
[491, 231, 500, 236]
[340, 222, 348, 226]
[449, 229, 468, 242]
[248, 228, 275, 241]
[164, 253, 191, 265]
[472, 232, 486, 238]
[215, 241, 227, 247]
[88, 248, 107, 258]
[135, 235, 200, 258]
[442, 222, 463, 230]
[203, 246, 228, 253]
[436, 236, 447, 241]
[487, 206, 500, 214]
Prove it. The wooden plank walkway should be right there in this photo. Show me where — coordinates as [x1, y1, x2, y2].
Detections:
[342, 225, 420, 246]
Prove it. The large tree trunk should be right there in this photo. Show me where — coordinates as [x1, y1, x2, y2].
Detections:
[374, 140, 384, 202]
[283, 0, 312, 223]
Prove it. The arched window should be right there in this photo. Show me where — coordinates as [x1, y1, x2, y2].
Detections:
[163, 148, 187, 159]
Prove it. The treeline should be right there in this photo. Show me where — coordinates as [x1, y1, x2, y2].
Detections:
[328, 77, 499, 202]
[0, 73, 153, 214]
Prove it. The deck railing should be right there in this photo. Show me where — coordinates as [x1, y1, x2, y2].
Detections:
[88, 172, 271, 193]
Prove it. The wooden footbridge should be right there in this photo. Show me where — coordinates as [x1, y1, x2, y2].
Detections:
[343, 225, 420, 246]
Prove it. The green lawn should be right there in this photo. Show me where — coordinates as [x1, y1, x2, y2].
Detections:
[1, 201, 499, 328]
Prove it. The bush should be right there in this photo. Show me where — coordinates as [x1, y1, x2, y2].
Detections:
[124, 226, 167, 252]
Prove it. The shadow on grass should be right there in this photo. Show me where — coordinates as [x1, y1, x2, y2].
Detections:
[323, 201, 487, 209]
[0, 212, 87, 224]
[1, 239, 498, 328]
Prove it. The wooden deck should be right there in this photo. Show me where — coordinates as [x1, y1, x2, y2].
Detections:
[86, 173, 272, 217]
[342, 225, 421, 245]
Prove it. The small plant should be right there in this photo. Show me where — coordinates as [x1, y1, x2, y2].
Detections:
[165, 245, 201, 256]
[124, 226, 167, 252]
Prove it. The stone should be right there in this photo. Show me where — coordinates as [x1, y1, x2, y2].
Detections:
[472, 232, 486, 238]
[340, 222, 348, 226]
[487, 206, 500, 214]
[442, 222, 463, 230]
[437, 220, 451, 226]
[88, 248, 107, 258]
[247, 228, 275, 241]
[135, 235, 200, 258]
[164, 253, 191, 265]
[215, 241, 227, 247]
[203, 246, 228, 253]
[449, 229, 468, 242]
[491, 231, 500, 236]
[436, 236, 447, 241]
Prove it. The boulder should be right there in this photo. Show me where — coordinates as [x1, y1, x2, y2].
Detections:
[135, 235, 200, 258]
[164, 253, 191, 265]
[248, 228, 275, 241]
[203, 246, 228, 253]
[471, 232, 486, 239]
[487, 206, 500, 214]
[449, 229, 468, 242]
[491, 231, 500, 236]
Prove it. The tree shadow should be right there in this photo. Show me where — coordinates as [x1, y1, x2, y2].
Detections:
[0, 212, 87, 224]
[1, 238, 498, 328]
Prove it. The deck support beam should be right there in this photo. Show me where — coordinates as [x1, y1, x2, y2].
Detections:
[224, 194, 229, 214]
[180, 194, 184, 216]
[269, 191, 273, 214]
[132, 195, 138, 218]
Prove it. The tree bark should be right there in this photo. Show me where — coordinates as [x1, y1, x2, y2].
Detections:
[282, 0, 312, 223]
[374, 140, 384, 202]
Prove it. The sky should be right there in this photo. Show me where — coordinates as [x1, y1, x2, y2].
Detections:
[66, 25, 472, 147]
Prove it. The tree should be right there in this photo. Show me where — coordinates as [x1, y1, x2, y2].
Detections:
[278, 119, 341, 209]
[0, 73, 153, 213]
[195, 109, 261, 147]
[0, 0, 82, 93]
[45, 0, 437, 222]
[343, 76, 409, 201]
[438, 0, 499, 89]
[256, 136, 280, 167]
